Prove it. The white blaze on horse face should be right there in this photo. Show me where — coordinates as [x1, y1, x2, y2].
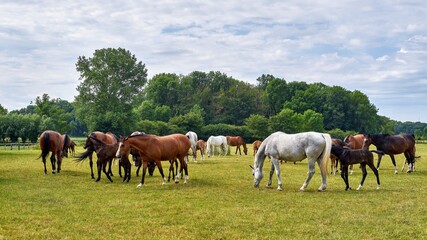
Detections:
[253, 168, 263, 187]
[115, 143, 123, 158]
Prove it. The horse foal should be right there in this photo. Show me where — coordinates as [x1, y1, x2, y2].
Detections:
[331, 145, 382, 191]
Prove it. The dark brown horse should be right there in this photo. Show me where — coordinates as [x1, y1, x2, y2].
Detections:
[75, 131, 118, 179]
[330, 138, 345, 174]
[196, 139, 206, 161]
[343, 134, 366, 174]
[38, 130, 70, 174]
[252, 140, 262, 156]
[363, 134, 417, 173]
[81, 136, 122, 182]
[226, 136, 247, 155]
[331, 144, 383, 191]
[116, 133, 191, 187]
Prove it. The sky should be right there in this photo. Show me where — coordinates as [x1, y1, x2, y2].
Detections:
[0, 1, 426, 123]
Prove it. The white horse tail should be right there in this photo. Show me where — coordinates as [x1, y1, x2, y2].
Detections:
[321, 133, 332, 175]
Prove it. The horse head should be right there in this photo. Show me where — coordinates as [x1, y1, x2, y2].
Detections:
[116, 137, 130, 158]
[251, 165, 263, 188]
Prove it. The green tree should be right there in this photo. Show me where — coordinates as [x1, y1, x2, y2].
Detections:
[35, 93, 72, 133]
[269, 108, 301, 133]
[0, 104, 7, 115]
[75, 48, 147, 134]
[301, 109, 324, 132]
[244, 114, 270, 140]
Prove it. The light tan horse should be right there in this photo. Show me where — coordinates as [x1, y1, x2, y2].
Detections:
[196, 139, 207, 161]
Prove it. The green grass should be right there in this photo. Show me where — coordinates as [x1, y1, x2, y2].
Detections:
[1, 144, 426, 239]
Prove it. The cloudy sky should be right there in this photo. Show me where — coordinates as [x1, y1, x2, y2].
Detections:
[1, 1, 426, 123]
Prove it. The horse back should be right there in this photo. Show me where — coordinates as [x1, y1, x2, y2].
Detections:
[39, 130, 63, 154]
[375, 134, 415, 154]
[157, 134, 191, 159]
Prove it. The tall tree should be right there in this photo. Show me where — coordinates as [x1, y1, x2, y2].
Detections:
[75, 48, 147, 134]
[34, 93, 72, 133]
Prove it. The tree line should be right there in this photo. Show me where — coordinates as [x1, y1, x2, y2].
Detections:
[1, 47, 426, 143]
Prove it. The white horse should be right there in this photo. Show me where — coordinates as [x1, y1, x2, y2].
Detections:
[252, 131, 331, 191]
[185, 131, 198, 163]
[207, 135, 228, 157]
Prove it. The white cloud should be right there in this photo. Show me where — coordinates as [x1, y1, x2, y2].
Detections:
[0, 0, 426, 122]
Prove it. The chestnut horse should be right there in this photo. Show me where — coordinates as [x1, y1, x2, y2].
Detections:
[75, 131, 118, 179]
[363, 134, 417, 173]
[196, 139, 207, 161]
[226, 136, 248, 155]
[252, 140, 262, 156]
[116, 133, 191, 187]
[38, 130, 70, 174]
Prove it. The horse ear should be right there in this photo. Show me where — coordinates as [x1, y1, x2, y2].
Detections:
[249, 165, 254, 170]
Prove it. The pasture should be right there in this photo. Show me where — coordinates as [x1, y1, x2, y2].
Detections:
[0, 142, 426, 239]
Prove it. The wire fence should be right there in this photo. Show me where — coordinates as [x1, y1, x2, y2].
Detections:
[0, 142, 38, 150]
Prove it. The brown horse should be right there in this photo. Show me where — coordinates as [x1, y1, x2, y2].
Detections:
[83, 136, 122, 182]
[196, 139, 207, 161]
[116, 133, 191, 187]
[67, 140, 76, 157]
[226, 136, 248, 155]
[252, 140, 262, 156]
[38, 130, 70, 174]
[363, 134, 417, 173]
[75, 131, 118, 179]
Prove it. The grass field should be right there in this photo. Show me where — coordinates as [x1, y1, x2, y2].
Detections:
[0, 142, 426, 239]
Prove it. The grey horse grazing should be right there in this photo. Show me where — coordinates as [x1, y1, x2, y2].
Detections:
[252, 131, 332, 191]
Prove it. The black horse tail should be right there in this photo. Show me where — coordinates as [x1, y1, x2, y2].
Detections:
[62, 134, 70, 158]
[74, 146, 94, 163]
[38, 132, 51, 160]
[370, 150, 385, 156]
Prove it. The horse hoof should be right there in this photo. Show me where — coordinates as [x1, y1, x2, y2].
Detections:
[299, 187, 305, 192]
[137, 183, 143, 188]
[277, 187, 283, 191]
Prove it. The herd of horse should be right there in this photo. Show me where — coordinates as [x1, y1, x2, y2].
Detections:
[38, 129, 419, 191]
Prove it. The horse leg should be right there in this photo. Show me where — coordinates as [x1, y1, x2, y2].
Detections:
[42, 155, 48, 175]
[357, 163, 368, 190]
[389, 155, 398, 174]
[271, 159, 282, 191]
[376, 154, 383, 170]
[300, 160, 316, 191]
[107, 159, 114, 176]
[137, 161, 148, 187]
[89, 154, 95, 179]
[266, 162, 275, 188]
[155, 161, 167, 185]
[118, 159, 122, 178]
[95, 160, 102, 182]
[367, 161, 380, 189]
[178, 157, 189, 184]
[168, 160, 174, 182]
[56, 151, 62, 173]
[103, 159, 113, 182]
[50, 154, 56, 174]
[341, 165, 350, 191]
